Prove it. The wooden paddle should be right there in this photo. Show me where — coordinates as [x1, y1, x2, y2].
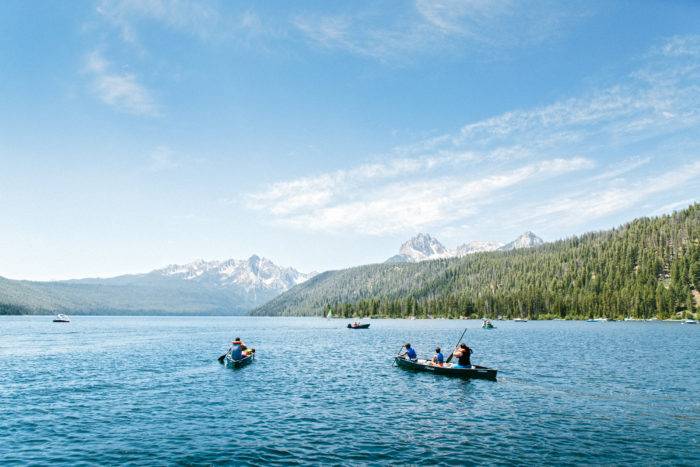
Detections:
[445, 327, 468, 364]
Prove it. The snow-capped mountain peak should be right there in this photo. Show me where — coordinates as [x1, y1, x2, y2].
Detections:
[387, 233, 450, 263]
[454, 240, 504, 256]
[153, 255, 315, 292]
[386, 231, 545, 262]
[499, 231, 544, 251]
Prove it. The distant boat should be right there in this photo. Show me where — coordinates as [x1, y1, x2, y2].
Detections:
[482, 319, 495, 329]
[682, 319, 697, 324]
[53, 314, 70, 323]
[513, 318, 527, 322]
[347, 322, 370, 329]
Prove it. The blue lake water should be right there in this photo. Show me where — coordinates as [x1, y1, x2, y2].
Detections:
[1, 316, 698, 465]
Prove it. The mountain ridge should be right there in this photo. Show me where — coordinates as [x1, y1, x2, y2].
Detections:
[385, 231, 544, 263]
[253, 204, 700, 319]
[0, 255, 314, 315]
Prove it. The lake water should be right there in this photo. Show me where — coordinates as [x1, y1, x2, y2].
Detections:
[1, 316, 698, 465]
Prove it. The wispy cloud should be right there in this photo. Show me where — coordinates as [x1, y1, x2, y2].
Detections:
[84, 51, 158, 116]
[247, 151, 479, 216]
[96, 0, 269, 48]
[293, 1, 590, 61]
[589, 156, 650, 181]
[96, 0, 222, 44]
[246, 35, 700, 237]
[250, 157, 593, 235]
[146, 146, 180, 172]
[511, 160, 700, 229]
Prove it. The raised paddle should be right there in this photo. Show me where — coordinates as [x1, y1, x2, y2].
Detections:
[445, 326, 468, 364]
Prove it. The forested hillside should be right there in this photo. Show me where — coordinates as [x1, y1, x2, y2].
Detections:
[0, 275, 253, 315]
[253, 204, 700, 319]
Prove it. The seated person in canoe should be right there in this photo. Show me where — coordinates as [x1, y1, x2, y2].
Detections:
[431, 347, 444, 366]
[452, 343, 473, 368]
[228, 337, 248, 361]
[399, 343, 418, 361]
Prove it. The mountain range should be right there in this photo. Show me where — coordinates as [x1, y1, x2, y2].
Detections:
[0, 255, 314, 315]
[252, 204, 700, 318]
[386, 231, 544, 263]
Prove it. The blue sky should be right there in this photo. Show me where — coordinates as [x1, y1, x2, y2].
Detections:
[1, 0, 699, 280]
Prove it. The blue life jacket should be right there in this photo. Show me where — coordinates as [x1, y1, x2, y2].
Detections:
[436, 352, 444, 363]
[230, 344, 243, 360]
[406, 347, 417, 359]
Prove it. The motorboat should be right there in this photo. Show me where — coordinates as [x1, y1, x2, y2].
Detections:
[53, 314, 70, 323]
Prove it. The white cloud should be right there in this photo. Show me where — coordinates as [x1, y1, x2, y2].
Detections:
[251, 157, 593, 235]
[247, 151, 480, 216]
[293, 1, 589, 61]
[589, 156, 650, 181]
[84, 51, 158, 116]
[97, 0, 222, 43]
[511, 160, 700, 228]
[246, 36, 700, 237]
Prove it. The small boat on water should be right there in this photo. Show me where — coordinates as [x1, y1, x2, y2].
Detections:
[221, 351, 255, 369]
[347, 322, 370, 329]
[682, 319, 697, 324]
[394, 356, 497, 380]
[513, 318, 527, 322]
[53, 314, 70, 323]
[482, 319, 495, 329]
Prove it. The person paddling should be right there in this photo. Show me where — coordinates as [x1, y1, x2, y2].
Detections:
[228, 337, 248, 361]
[452, 343, 472, 368]
[400, 343, 417, 361]
[431, 347, 444, 366]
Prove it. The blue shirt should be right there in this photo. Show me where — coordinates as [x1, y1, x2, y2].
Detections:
[230, 344, 243, 360]
[435, 352, 444, 363]
[405, 347, 417, 359]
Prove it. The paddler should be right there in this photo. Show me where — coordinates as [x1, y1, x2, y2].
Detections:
[452, 343, 473, 368]
[228, 337, 248, 361]
[400, 343, 417, 361]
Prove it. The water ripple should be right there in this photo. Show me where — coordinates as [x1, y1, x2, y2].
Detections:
[1, 316, 698, 465]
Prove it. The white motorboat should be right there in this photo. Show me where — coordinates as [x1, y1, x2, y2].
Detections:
[53, 314, 70, 323]
[682, 319, 697, 324]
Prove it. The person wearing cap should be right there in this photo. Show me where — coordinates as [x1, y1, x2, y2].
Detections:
[228, 337, 247, 361]
[399, 343, 417, 361]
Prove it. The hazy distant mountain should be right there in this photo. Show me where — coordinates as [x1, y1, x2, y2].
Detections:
[0, 255, 314, 315]
[386, 232, 544, 263]
[152, 255, 314, 292]
[386, 233, 451, 263]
